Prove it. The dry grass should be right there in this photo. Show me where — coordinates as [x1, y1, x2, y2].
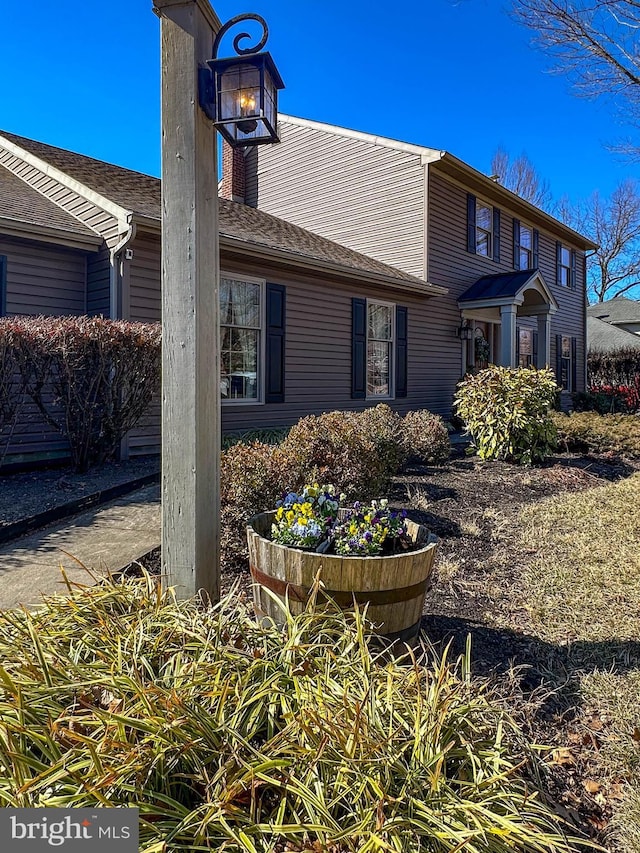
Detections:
[518, 473, 640, 644]
[511, 473, 640, 851]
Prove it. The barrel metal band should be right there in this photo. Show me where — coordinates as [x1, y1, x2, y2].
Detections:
[250, 564, 429, 606]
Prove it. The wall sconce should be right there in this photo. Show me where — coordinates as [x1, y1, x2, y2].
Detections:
[457, 324, 473, 341]
[199, 13, 285, 147]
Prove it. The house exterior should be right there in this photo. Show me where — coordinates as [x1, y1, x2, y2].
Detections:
[0, 130, 446, 468]
[242, 115, 596, 406]
[587, 297, 640, 351]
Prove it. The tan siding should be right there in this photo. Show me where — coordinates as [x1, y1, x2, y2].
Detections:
[128, 233, 161, 322]
[252, 122, 426, 278]
[0, 237, 86, 315]
[427, 170, 587, 391]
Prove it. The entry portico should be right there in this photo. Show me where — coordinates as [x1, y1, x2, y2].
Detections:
[457, 270, 558, 369]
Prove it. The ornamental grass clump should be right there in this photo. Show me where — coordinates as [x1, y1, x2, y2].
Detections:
[0, 575, 580, 852]
[454, 365, 559, 464]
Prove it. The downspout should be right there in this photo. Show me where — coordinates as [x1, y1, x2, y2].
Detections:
[109, 215, 137, 320]
[109, 215, 137, 461]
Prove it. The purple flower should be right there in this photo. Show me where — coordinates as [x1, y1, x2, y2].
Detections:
[364, 531, 373, 542]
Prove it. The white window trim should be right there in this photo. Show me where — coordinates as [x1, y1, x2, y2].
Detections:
[475, 200, 493, 258]
[220, 272, 266, 406]
[366, 298, 395, 401]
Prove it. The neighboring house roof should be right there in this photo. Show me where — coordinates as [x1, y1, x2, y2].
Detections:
[587, 296, 640, 325]
[587, 315, 640, 352]
[0, 163, 102, 249]
[0, 131, 445, 295]
[279, 114, 598, 252]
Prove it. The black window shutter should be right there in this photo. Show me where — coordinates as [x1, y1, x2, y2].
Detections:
[352, 298, 367, 399]
[515, 327, 520, 364]
[0, 256, 6, 316]
[466, 194, 476, 254]
[571, 336, 578, 391]
[265, 282, 286, 403]
[395, 306, 408, 398]
[493, 208, 501, 263]
[556, 242, 562, 286]
[533, 331, 539, 368]
[570, 249, 577, 291]
[555, 334, 563, 384]
[532, 229, 540, 269]
[513, 219, 521, 270]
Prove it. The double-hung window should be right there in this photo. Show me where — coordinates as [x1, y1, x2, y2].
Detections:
[558, 246, 571, 288]
[475, 202, 493, 257]
[559, 335, 572, 391]
[518, 224, 533, 269]
[220, 275, 263, 402]
[367, 300, 394, 398]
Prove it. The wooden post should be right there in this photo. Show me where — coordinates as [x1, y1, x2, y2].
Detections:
[153, 0, 221, 601]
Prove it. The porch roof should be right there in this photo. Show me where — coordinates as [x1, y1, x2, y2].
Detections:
[459, 270, 540, 302]
[458, 269, 558, 314]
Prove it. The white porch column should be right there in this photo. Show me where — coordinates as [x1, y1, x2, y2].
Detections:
[537, 313, 552, 368]
[499, 305, 517, 367]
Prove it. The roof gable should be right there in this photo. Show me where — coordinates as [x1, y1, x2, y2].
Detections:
[587, 296, 640, 324]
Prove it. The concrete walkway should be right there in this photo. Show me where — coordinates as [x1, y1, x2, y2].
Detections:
[0, 483, 160, 610]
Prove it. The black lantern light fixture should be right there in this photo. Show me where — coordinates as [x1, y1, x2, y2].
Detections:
[457, 323, 473, 341]
[199, 13, 285, 147]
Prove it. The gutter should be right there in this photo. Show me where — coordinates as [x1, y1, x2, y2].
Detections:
[0, 217, 102, 251]
[110, 215, 137, 320]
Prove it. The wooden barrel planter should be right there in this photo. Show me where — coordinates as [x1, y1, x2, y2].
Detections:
[247, 511, 438, 642]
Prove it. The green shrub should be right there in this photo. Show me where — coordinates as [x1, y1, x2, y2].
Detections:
[0, 576, 580, 853]
[553, 411, 640, 458]
[454, 366, 559, 464]
[280, 405, 405, 499]
[401, 409, 451, 464]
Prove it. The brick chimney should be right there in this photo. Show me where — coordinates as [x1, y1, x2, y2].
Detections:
[220, 141, 246, 203]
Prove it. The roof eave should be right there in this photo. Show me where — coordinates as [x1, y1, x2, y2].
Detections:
[219, 234, 448, 296]
[0, 216, 102, 251]
[432, 153, 598, 251]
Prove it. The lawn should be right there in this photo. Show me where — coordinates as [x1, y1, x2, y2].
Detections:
[394, 450, 640, 852]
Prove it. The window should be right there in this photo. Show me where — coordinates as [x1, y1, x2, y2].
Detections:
[518, 224, 533, 269]
[518, 328, 533, 368]
[476, 202, 493, 257]
[220, 276, 262, 402]
[367, 301, 394, 397]
[467, 194, 500, 261]
[558, 246, 571, 287]
[560, 335, 572, 391]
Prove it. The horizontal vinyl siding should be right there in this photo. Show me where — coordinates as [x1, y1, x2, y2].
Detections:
[86, 246, 111, 315]
[128, 233, 161, 322]
[220, 261, 452, 434]
[252, 122, 426, 279]
[0, 237, 86, 315]
[428, 169, 586, 392]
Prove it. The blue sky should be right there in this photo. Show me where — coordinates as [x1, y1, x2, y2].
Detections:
[2, 0, 637, 205]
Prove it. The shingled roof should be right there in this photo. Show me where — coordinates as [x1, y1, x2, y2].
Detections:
[0, 162, 100, 243]
[0, 131, 443, 291]
[587, 296, 640, 325]
[587, 316, 640, 352]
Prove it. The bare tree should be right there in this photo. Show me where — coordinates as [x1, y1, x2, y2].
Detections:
[557, 179, 640, 301]
[511, 0, 640, 153]
[490, 147, 553, 208]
